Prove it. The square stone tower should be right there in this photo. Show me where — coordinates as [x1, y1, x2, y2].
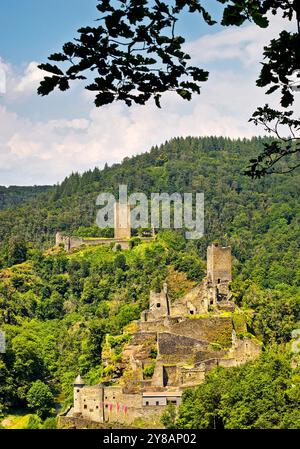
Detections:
[207, 243, 232, 286]
[114, 202, 131, 239]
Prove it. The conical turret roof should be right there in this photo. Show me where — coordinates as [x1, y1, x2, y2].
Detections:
[73, 374, 85, 385]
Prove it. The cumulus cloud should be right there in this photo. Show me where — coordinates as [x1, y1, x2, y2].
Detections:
[0, 15, 298, 186]
[0, 76, 263, 186]
[186, 14, 295, 66]
[14, 61, 45, 93]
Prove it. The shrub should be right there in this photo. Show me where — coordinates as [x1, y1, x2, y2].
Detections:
[26, 381, 54, 418]
[143, 364, 155, 378]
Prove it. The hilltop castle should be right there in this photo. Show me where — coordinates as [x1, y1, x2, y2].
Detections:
[61, 243, 261, 428]
[56, 201, 153, 252]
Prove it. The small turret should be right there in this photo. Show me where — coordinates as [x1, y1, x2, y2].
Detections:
[73, 375, 85, 414]
[74, 375, 85, 386]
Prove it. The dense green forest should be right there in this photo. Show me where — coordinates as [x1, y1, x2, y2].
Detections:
[0, 136, 299, 428]
[0, 185, 53, 211]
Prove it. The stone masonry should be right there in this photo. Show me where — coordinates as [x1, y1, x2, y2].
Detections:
[62, 244, 261, 428]
[56, 201, 153, 252]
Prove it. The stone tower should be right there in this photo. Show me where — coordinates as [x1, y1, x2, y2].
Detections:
[141, 283, 170, 321]
[114, 202, 131, 240]
[73, 375, 85, 414]
[149, 283, 170, 319]
[207, 243, 232, 286]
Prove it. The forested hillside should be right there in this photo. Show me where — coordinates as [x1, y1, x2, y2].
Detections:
[0, 136, 299, 428]
[1, 136, 299, 262]
[0, 185, 53, 211]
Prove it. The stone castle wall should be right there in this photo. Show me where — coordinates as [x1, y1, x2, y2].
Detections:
[55, 232, 132, 252]
[180, 366, 206, 387]
[158, 332, 209, 363]
[170, 316, 233, 347]
[71, 383, 166, 427]
[228, 334, 262, 364]
[141, 284, 170, 322]
[171, 285, 210, 316]
[69, 242, 263, 428]
[59, 415, 135, 429]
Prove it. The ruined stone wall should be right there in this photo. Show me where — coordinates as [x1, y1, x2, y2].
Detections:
[59, 416, 133, 429]
[55, 232, 64, 246]
[76, 237, 130, 250]
[228, 336, 261, 364]
[218, 358, 239, 368]
[62, 408, 163, 429]
[56, 235, 84, 252]
[202, 358, 219, 372]
[171, 285, 209, 316]
[180, 367, 205, 387]
[68, 236, 84, 250]
[146, 286, 170, 321]
[163, 365, 178, 386]
[216, 283, 231, 298]
[158, 332, 209, 363]
[137, 320, 168, 333]
[130, 332, 157, 345]
[151, 363, 164, 387]
[170, 316, 233, 347]
[56, 234, 132, 252]
[194, 349, 226, 364]
[126, 406, 164, 427]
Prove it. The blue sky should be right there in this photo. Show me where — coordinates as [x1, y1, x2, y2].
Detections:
[0, 0, 223, 63]
[0, 1, 290, 185]
[0, 0, 97, 64]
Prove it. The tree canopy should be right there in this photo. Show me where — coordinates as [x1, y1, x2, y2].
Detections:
[0, 137, 300, 426]
[175, 348, 300, 429]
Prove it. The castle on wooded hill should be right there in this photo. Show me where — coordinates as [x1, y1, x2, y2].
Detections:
[56, 202, 153, 252]
[60, 243, 261, 428]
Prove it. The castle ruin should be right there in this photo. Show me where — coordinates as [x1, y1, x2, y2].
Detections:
[61, 243, 261, 428]
[56, 201, 151, 252]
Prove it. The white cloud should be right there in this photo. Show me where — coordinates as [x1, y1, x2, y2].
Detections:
[0, 15, 299, 186]
[186, 14, 295, 67]
[14, 61, 45, 94]
[0, 74, 263, 185]
[0, 60, 48, 101]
